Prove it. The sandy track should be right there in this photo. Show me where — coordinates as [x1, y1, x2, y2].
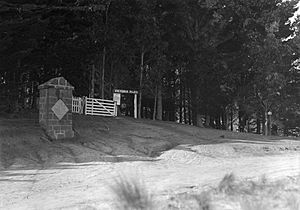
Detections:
[0, 144, 299, 210]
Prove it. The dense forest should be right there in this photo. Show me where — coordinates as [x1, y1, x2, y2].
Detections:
[0, 0, 299, 136]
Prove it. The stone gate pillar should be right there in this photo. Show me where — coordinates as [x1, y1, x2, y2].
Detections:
[38, 77, 74, 140]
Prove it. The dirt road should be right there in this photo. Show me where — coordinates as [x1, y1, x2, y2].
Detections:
[0, 144, 299, 210]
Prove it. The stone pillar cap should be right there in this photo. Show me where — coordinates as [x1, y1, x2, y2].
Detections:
[38, 77, 74, 90]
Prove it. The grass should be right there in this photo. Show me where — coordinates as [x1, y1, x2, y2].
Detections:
[217, 172, 236, 195]
[287, 195, 300, 210]
[193, 191, 212, 210]
[240, 196, 267, 210]
[216, 174, 300, 210]
[110, 175, 153, 210]
[111, 173, 300, 210]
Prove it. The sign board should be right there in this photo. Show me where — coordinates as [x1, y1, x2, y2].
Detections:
[113, 93, 121, 105]
[114, 89, 138, 94]
[113, 89, 138, 118]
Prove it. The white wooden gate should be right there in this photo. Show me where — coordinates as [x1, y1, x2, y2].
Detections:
[72, 97, 84, 114]
[85, 97, 117, 117]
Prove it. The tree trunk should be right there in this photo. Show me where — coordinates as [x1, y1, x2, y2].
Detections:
[216, 114, 221, 129]
[283, 126, 288, 136]
[170, 83, 176, 121]
[264, 110, 268, 135]
[152, 86, 157, 120]
[191, 87, 198, 126]
[13, 60, 20, 112]
[238, 107, 245, 132]
[90, 64, 95, 97]
[256, 117, 261, 134]
[222, 112, 227, 130]
[30, 81, 35, 109]
[157, 82, 162, 120]
[179, 80, 183, 123]
[210, 116, 215, 128]
[262, 112, 266, 135]
[101, 47, 106, 99]
[230, 109, 233, 131]
[247, 119, 250, 133]
[188, 87, 192, 125]
[205, 114, 210, 127]
[183, 84, 187, 124]
[138, 51, 144, 119]
[156, 67, 163, 121]
[109, 60, 114, 97]
[196, 113, 203, 127]
[100, 1, 111, 99]
[262, 101, 271, 136]
[267, 113, 271, 136]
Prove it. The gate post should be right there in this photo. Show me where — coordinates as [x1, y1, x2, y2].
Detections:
[134, 93, 138, 119]
[38, 77, 74, 140]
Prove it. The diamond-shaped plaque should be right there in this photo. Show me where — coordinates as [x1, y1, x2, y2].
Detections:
[51, 99, 69, 120]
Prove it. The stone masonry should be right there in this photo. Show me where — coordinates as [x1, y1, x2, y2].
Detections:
[38, 77, 74, 140]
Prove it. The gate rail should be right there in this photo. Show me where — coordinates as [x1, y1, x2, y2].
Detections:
[85, 97, 117, 117]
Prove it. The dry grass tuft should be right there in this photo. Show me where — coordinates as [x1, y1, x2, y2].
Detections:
[243, 175, 268, 194]
[193, 191, 212, 210]
[240, 196, 267, 210]
[287, 194, 300, 210]
[110, 176, 153, 210]
[218, 173, 237, 195]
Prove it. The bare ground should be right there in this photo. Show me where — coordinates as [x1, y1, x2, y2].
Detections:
[0, 115, 299, 209]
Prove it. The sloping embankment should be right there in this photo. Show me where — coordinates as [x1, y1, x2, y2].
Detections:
[0, 115, 299, 169]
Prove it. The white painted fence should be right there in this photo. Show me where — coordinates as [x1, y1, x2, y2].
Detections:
[72, 97, 84, 114]
[85, 97, 117, 117]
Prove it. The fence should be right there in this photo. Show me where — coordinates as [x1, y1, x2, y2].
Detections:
[85, 97, 117, 117]
[72, 97, 84, 114]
